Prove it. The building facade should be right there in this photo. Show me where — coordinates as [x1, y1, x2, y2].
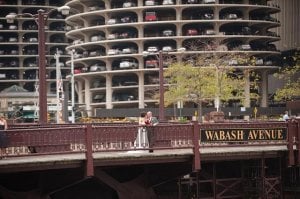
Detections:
[0, 0, 69, 115]
[64, 0, 282, 116]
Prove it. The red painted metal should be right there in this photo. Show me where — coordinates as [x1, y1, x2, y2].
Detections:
[264, 177, 281, 198]
[216, 178, 243, 198]
[296, 118, 300, 165]
[193, 121, 201, 171]
[2, 120, 299, 175]
[85, 124, 94, 176]
[37, 10, 48, 124]
[287, 120, 296, 166]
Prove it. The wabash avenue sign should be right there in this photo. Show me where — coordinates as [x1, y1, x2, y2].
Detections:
[201, 128, 287, 142]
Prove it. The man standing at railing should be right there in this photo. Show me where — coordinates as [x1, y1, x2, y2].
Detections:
[145, 111, 159, 152]
[283, 111, 290, 121]
[0, 114, 8, 159]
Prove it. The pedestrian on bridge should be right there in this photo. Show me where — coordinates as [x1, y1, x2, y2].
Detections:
[145, 111, 159, 152]
[0, 114, 8, 159]
[134, 112, 149, 149]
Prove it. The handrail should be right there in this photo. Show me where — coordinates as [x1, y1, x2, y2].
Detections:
[2, 120, 299, 168]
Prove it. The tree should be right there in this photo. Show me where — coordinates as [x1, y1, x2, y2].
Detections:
[273, 50, 300, 101]
[164, 53, 248, 122]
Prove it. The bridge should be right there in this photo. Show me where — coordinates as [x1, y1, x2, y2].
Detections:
[0, 119, 299, 198]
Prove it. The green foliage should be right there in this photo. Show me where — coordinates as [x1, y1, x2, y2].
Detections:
[273, 51, 300, 101]
[164, 53, 248, 107]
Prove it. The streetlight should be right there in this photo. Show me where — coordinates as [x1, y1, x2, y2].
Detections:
[67, 49, 76, 123]
[6, 6, 70, 124]
[143, 47, 186, 121]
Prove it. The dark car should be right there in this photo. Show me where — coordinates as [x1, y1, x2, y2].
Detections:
[113, 93, 135, 101]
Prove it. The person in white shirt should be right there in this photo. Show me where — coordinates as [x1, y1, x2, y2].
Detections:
[283, 111, 289, 121]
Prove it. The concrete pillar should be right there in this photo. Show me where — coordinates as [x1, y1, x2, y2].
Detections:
[106, 74, 113, 109]
[84, 78, 91, 117]
[138, 72, 145, 109]
[260, 70, 268, 107]
[77, 80, 83, 104]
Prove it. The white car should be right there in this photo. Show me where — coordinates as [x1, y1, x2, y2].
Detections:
[162, 0, 174, 5]
[107, 49, 121, 55]
[9, 37, 18, 42]
[73, 39, 83, 45]
[123, 2, 136, 8]
[9, 24, 17, 30]
[119, 60, 138, 69]
[90, 35, 105, 42]
[162, 46, 173, 52]
[90, 64, 106, 72]
[145, 0, 156, 6]
[107, 18, 118, 25]
[203, 0, 215, 3]
[147, 46, 159, 52]
[122, 48, 137, 54]
[107, 34, 117, 40]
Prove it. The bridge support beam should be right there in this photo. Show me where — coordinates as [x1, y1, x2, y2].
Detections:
[193, 121, 201, 171]
[85, 124, 94, 176]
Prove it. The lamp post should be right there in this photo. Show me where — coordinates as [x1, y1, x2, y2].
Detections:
[70, 49, 75, 123]
[6, 6, 70, 124]
[143, 48, 185, 121]
[158, 50, 165, 121]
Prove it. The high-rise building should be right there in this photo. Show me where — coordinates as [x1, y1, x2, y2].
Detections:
[0, 0, 69, 115]
[65, 0, 281, 116]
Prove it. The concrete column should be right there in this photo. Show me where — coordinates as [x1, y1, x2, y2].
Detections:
[84, 78, 91, 117]
[260, 70, 268, 107]
[244, 70, 251, 108]
[138, 72, 145, 109]
[106, 74, 113, 109]
[77, 80, 83, 104]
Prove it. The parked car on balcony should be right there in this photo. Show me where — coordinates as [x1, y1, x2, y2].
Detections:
[119, 59, 138, 69]
[8, 37, 18, 42]
[186, 0, 198, 3]
[8, 24, 17, 30]
[240, 44, 251, 51]
[107, 33, 118, 40]
[89, 63, 106, 72]
[147, 46, 159, 52]
[107, 49, 121, 55]
[186, 29, 198, 36]
[113, 93, 135, 101]
[88, 6, 104, 11]
[204, 29, 215, 35]
[93, 94, 105, 103]
[73, 39, 83, 45]
[145, 59, 158, 68]
[145, 0, 157, 6]
[203, 0, 215, 3]
[162, 46, 173, 52]
[90, 35, 105, 42]
[123, 2, 136, 7]
[118, 32, 136, 39]
[223, 13, 239, 20]
[162, 29, 175, 36]
[122, 47, 137, 54]
[107, 18, 119, 25]
[145, 12, 157, 21]
[10, 60, 19, 67]
[120, 16, 136, 23]
[162, 0, 174, 5]
[89, 50, 104, 57]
